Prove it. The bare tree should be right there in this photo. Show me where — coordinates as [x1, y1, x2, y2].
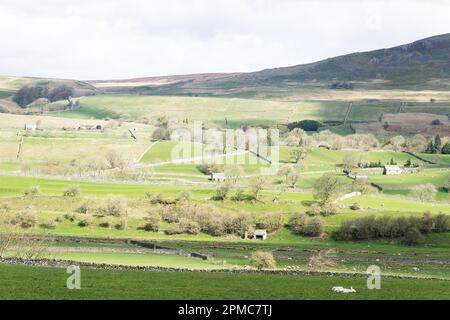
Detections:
[251, 176, 268, 201]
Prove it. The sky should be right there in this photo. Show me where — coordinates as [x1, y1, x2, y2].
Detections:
[0, 0, 449, 80]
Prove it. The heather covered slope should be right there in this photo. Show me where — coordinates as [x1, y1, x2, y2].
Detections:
[129, 33, 450, 97]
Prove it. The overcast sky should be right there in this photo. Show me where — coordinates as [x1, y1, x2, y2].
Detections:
[0, 0, 449, 80]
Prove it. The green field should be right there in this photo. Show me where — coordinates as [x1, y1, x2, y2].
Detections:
[1, 89, 450, 300]
[279, 147, 424, 166]
[1, 263, 448, 300]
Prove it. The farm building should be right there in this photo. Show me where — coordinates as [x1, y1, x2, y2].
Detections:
[210, 172, 226, 182]
[254, 230, 268, 241]
[74, 124, 101, 131]
[24, 123, 37, 131]
[383, 165, 403, 175]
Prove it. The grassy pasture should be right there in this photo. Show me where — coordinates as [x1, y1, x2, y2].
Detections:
[1, 263, 449, 300]
[368, 169, 449, 190]
[46, 94, 450, 130]
[278, 147, 423, 166]
[48, 95, 355, 127]
[0, 137, 150, 163]
[417, 153, 450, 165]
[1, 174, 450, 239]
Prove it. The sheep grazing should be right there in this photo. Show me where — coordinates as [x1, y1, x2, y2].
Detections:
[332, 286, 356, 293]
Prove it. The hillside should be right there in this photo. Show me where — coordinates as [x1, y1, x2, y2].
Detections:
[218, 33, 450, 86]
[120, 33, 450, 97]
[0, 76, 98, 113]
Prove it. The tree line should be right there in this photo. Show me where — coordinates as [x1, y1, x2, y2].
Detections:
[14, 85, 73, 107]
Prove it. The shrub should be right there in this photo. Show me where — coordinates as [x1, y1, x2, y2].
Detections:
[350, 203, 361, 211]
[142, 221, 159, 232]
[151, 127, 170, 141]
[63, 185, 80, 197]
[226, 212, 254, 237]
[142, 212, 161, 232]
[178, 218, 201, 235]
[289, 214, 324, 237]
[23, 186, 40, 198]
[401, 227, 423, 246]
[352, 180, 378, 195]
[197, 163, 222, 175]
[177, 191, 191, 202]
[64, 213, 77, 222]
[202, 215, 225, 236]
[410, 184, 437, 202]
[250, 251, 276, 270]
[160, 205, 180, 223]
[164, 228, 184, 235]
[333, 213, 449, 243]
[11, 212, 37, 228]
[76, 199, 94, 214]
[434, 213, 450, 231]
[99, 195, 128, 216]
[99, 217, 113, 229]
[306, 203, 321, 216]
[116, 218, 128, 230]
[78, 217, 92, 228]
[41, 219, 57, 229]
[105, 150, 126, 170]
[319, 202, 338, 216]
[254, 213, 283, 233]
[146, 193, 175, 205]
[215, 183, 230, 200]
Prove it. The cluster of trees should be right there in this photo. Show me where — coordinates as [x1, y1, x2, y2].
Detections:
[283, 127, 450, 156]
[387, 134, 450, 154]
[284, 129, 380, 152]
[21, 150, 136, 180]
[333, 213, 450, 245]
[289, 213, 325, 237]
[410, 184, 437, 202]
[0, 225, 51, 260]
[14, 85, 73, 107]
[287, 120, 321, 132]
[425, 135, 450, 154]
[212, 174, 269, 202]
[143, 199, 283, 237]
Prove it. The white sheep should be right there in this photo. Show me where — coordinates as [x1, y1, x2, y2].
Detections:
[332, 286, 356, 293]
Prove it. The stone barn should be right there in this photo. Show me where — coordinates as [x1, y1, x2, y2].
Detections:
[254, 230, 268, 241]
[24, 123, 37, 131]
[383, 165, 403, 175]
[210, 172, 226, 182]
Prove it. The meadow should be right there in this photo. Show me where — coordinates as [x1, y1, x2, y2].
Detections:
[1, 263, 449, 300]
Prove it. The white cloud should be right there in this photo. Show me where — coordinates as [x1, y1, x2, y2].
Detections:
[0, 0, 449, 79]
